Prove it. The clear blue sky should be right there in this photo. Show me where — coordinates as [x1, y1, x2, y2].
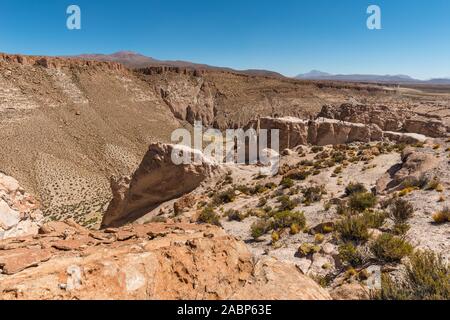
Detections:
[1, 0, 449, 79]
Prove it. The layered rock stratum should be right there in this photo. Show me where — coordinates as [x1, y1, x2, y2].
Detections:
[0, 220, 330, 300]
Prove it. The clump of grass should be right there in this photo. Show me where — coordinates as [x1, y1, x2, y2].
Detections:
[314, 233, 325, 243]
[226, 209, 246, 222]
[257, 197, 267, 207]
[277, 195, 298, 211]
[280, 177, 294, 189]
[271, 231, 280, 243]
[213, 188, 236, 205]
[362, 210, 386, 229]
[345, 182, 367, 196]
[374, 250, 450, 300]
[339, 242, 363, 267]
[250, 219, 271, 240]
[311, 146, 324, 153]
[302, 185, 325, 204]
[336, 214, 370, 242]
[349, 192, 377, 212]
[297, 243, 321, 257]
[432, 207, 450, 224]
[389, 198, 414, 234]
[272, 210, 306, 230]
[389, 198, 414, 223]
[290, 223, 301, 235]
[425, 176, 441, 191]
[198, 206, 221, 226]
[370, 233, 413, 263]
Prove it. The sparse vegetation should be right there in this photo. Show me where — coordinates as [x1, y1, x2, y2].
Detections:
[280, 177, 294, 189]
[272, 210, 306, 230]
[375, 250, 450, 300]
[389, 198, 414, 223]
[345, 182, 367, 196]
[198, 206, 221, 226]
[250, 219, 271, 240]
[349, 192, 377, 212]
[226, 209, 246, 222]
[370, 233, 413, 263]
[432, 207, 450, 224]
[336, 214, 370, 242]
[339, 242, 363, 267]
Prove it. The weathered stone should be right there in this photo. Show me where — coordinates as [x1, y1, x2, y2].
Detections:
[102, 143, 223, 228]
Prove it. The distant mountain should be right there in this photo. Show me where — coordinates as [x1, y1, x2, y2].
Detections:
[295, 70, 419, 83]
[72, 51, 285, 78]
[295, 70, 450, 85]
[426, 78, 450, 84]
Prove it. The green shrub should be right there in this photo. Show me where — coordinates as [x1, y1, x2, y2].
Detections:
[339, 242, 363, 267]
[336, 202, 350, 215]
[432, 207, 450, 224]
[250, 219, 271, 239]
[349, 192, 377, 212]
[280, 177, 294, 189]
[392, 222, 410, 235]
[370, 233, 413, 263]
[345, 182, 367, 196]
[285, 169, 311, 181]
[198, 207, 221, 226]
[226, 209, 245, 222]
[362, 210, 386, 229]
[375, 250, 450, 300]
[311, 146, 324, 153]
[336, 215, 369, 242]
[257, 197, 267, 207]
[302, 185, 324, 204]
[297, 243, 321, 257]
[213, 188, 236, 205]
[272, 210, 306, 230]
[277, 195, 297, 211]
[390, 198, 414, 223]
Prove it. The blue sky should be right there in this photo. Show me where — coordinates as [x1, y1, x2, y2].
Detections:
[0, 0, 449, 79]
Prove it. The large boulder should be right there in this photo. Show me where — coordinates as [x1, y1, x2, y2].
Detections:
[102, 143, 222, 228]
[404, 118, 448, 138]
[0, 172, 43, 240]
[0, 221, 331, 300]
[376, 147, 440, 192]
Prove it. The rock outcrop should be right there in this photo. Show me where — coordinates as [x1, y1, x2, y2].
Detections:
[0, 220, 331, 300]
[376, 147, 440, 192]
[0, 173, 42, 240]
[247, 116, 418, 150]
[102, 143, 222, 228]
[318, 104, 448, 138]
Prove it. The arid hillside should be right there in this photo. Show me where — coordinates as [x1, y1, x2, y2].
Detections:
[1, 53, 449, 227]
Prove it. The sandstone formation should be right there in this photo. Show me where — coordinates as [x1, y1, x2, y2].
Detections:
[318, 104, 448, 138]
[0, 173, 42, 240]
[102, 143, 223, 228]
[0, 220, 330, 300]
[376, 147, 440, 192]
[247, 116, 425, 150]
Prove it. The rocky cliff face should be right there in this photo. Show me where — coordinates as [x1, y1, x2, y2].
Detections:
[247, 116, 426, 150]
[318, 104, 448, 138]
[0, 220, 330, 300]
[0, 173, 42, 240]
